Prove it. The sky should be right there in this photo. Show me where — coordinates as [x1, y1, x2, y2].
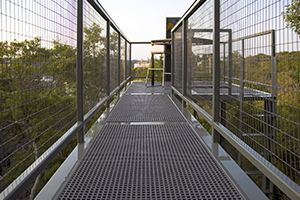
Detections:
[98, 0, 196, 60]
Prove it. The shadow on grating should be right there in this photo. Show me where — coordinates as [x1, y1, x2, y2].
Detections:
[59, 124, 244, 200]
[106, 95, 186, 122]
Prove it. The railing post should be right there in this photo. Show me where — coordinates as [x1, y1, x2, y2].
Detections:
[182, 19, 188, 109]
[129, 43, 132, 78]
[171, 31, 175, 93]
[77, 0, 84, 144]
[151, 53, 154, 86]
[106, 21, 110, 108]
[125, 41, 127, 79]
[212, 0, 220, 143]
[118, 33, 121, 90]
[238, 39, 245, 166]
[228, 29, 232, 95]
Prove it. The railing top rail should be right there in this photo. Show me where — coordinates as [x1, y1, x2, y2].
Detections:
[171, 0, 207, 32]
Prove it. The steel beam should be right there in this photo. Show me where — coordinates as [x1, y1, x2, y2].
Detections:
[77, 0, 84, 144]
[212, 0, 220, 143]
[182, 19, 188, 108]
[106, 21, 111, 108]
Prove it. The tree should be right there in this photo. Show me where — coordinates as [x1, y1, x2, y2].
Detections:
[83, 23, 107, 111]
[0, 37, 77, 199]
[283, 0, 300, 35]
[1, 22, 109, 199]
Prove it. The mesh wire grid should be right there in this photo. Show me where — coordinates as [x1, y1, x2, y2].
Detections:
[120, 37, 126, 83]
[219, 0, 300, 184]
[83, 0, 107, 114]
[174, 25, 183, 93]
[0, 0, 78, 192]
[110, 27, 119, 93]
[186, 0, 214, 116]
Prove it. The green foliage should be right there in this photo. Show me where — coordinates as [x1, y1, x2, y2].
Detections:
[283, 0, 300, 35]
[0, 22, 109, 198]
[83, 23, 107, 112]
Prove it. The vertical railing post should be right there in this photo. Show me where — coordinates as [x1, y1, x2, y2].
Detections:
[118, 33, 121, 90]
[271, 30, 277, 157]
[106, 21, 110, 108]
[151, 53, 154, 86]
[171, 31, 175, 93]
[212, 0, 220, 143]
[129, 43, 132, 78]
[223, 43, 226, 82]
[262, 29, 276, 199]
[125, 41, 127, 89]
[238, 39, 245, 166]
[228, 29, 232, 95]
[182, 19, 188, 109]
[77, 0, 84, 144]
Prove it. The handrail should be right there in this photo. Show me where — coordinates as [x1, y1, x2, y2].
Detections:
[0, 78, 130, 200]
[87, 0, 130, 42]
[171, 0, 207, 32]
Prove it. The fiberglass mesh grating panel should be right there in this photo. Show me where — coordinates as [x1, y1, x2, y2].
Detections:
[106, 95, 186, 122]
[126, 82, 171, 94]
[59, 124, 244, 200]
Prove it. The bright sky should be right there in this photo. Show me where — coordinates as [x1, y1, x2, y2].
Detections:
[99, 0, 196, 59]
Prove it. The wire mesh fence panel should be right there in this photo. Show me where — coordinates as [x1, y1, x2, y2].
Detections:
[120, 37, 126, 83]
[187, 0, 214, 116]
[110, 27, 119, 93]
[220, 0, 300, 185]
[127, 41, 131, 79]
[83, 0, 107, 114]
[174, 25, 183, 93]
[0, 0, 77, 196]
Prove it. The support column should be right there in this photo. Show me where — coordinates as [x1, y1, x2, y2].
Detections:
[182, 19, 188, 109]
[238, 39, 245, 166]
[228, 30, 232, 95]
[118, 33, 121, 94]
[212, 0, 220, 143]
[125, 40, 127, 89]
[106, 21, 111, 108]
[77, 0, 84, 145]
[129, 43, 132, 78]
[151, 53, 154, 86]
[171, 31, 175, 95]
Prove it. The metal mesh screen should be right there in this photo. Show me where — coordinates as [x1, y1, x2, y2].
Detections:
[120, 37, 126, 82]
[219, 0, 300, 185]
[110, 27, 119, 92]
[83, 1, 107, 114]
[0, 0, 77, 195]
[127, 41, 131, 79]
[187, 0, 214, 115]
[174, 26, 183, 93]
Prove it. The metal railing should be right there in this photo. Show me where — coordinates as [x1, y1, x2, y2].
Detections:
[171, 0, 300, 199]
[0, 0, 130, 199]
[1, 0, 300, 199]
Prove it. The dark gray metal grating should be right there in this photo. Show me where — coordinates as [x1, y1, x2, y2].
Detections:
[106, 95, 186, 122]
[126, 81, 171, 94]
[59, 124, 244, 200]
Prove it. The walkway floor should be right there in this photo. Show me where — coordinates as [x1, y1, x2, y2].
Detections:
[58, 82, 245, 200]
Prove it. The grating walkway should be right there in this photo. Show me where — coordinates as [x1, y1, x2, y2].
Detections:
[58, 82, 245, 200]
